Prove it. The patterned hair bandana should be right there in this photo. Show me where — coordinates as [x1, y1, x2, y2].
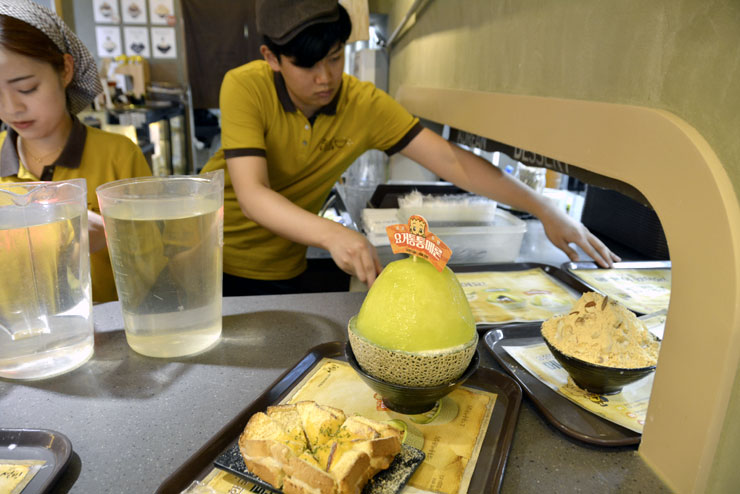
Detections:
[0, 0, 102, 114]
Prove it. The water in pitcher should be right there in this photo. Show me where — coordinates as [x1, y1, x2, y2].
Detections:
[0, 206, 94, 379]
[103, 197, 222, 357]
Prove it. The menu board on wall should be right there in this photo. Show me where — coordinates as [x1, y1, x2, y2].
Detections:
[124, 26, 151, 57]
[93, 0, 178, 60]
[151, 27, 176, 58]
[121, 0, 147, 24]
[93, 0, 120, 23]
[95, 25, 122, 57]
[149, 0, 175, 25]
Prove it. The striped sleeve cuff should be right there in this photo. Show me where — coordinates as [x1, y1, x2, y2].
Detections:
[224, 148, 267, 159]
[384, 121, 424, 156]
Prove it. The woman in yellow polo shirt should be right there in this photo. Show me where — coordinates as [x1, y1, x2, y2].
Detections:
[204, 0, 620, 296]
[0, 0, 151, 302]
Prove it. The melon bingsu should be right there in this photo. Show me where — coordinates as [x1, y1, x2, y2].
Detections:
[349, 256, 478, 387]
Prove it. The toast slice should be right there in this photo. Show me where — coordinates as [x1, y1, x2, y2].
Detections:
[242, 454, 286, 490]
[336, 415, 402, 470]
[283, 476, 326, 494]
[238, 401, 402, 494]
[267, 404, 308, 444]
[296, 401, 346, 448]
[286, 454, 337, 493]
[241, 412, 307, 456]
[352, 436, 401, 470]
[329, 449, 372, 494]
[344, 415, 403, 440]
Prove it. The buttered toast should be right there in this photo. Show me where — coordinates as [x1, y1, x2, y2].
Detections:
[238, 401, 402, 494]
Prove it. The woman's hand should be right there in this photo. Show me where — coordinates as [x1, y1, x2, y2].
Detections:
[324, 225, 382, 287]
[87, 210, 108, 254]
[538, 202, 620, 268]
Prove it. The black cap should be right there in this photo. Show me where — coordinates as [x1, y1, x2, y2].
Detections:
[256, 0, 341, 45]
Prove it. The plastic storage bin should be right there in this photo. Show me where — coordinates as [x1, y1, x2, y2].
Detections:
[397, 191, 498, 223]
[369, 208, 527, 265]
[430, 209, 527, 264]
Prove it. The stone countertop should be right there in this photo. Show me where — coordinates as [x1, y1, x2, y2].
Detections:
[0, 291, 671, 493]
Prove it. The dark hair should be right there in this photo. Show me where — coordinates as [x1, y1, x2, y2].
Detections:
[0, 14, 65, 74]
[263, 4, 352, 68]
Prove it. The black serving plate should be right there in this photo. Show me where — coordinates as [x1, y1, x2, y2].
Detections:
[213, 442, 425, 494]
[0, 428, 73, 493]
[483, 324, 641, 446]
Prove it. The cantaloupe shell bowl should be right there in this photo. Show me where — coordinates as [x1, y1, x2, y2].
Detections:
[348, 316, 478, 388]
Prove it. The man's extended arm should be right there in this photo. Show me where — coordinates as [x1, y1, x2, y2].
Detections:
[400, 128, 619, 267]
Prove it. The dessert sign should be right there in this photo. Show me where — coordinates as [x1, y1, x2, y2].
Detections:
[386, 215, 452, 272]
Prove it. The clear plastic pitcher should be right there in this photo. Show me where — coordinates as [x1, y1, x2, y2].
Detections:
[0, 179, 94, 380]
[96, 171, 224, 358]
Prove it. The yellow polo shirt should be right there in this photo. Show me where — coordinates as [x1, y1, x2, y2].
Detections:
[201, 60, 422, 280]
[0, 117, 152, 302]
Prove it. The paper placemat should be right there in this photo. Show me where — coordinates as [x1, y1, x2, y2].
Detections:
[457, 268, 581, 324]
[502, 343, 653, 433]
[0, 459, 45, 494]
[569, 268, 671, 314]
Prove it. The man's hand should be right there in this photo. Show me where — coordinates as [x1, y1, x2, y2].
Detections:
[324, 225, 382, 286]
[538, 202, 620, 268]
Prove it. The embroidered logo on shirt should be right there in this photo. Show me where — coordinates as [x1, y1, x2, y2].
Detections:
[318, 137, 353, 151]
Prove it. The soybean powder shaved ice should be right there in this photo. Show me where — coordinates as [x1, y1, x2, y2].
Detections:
[541, 292, 659, 368]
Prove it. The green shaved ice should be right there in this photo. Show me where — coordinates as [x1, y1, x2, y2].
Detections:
[355, 256, 476, 352]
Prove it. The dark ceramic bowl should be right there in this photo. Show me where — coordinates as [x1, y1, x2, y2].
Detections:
[541, 334, 656, 395]
[345, 341, 479, 415]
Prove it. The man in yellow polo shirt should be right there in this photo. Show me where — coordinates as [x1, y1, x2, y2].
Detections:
[202, 0, 619, 296]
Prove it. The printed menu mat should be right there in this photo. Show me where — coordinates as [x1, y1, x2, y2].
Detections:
[502, 343, 653, 434]
[0, 459, 45, 494]
[456, 268, 581, 324]
[198, 358, 496, 494]
[568, 267, 671, 315]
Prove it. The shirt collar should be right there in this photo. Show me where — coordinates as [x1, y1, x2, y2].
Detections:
[273, 71, 342, 118]
[0, 114, 87, 178]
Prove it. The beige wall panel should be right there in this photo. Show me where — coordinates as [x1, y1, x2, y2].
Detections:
[385, 0, 740, 200]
